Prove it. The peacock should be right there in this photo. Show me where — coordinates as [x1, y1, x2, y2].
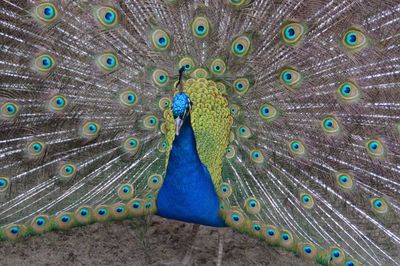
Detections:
[0, 0, 399, 265]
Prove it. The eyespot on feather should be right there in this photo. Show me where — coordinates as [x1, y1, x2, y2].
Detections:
[298, 242, 318, 260]
[81, 121, 101, 139]
[250, 149, 264, 164]
[280, 20, 306, 45]
[321, 115, 341, 135]
[58, 163, 76, 182]
[244, 197, 261, 215]
[93, 205, 111, 222]
[259, 102, 278, 122]
[225, 145, 236, 159]
[1, 101, 20, 119]
[217, 182, 233, 198]
[210, 58, 226, 76]
[5, 224, 26, 240]
[289, 140, 305, 157]
[33, 2, 59, 25]
[74, 206, 93, 224]
[337, 81, 360, 103]
[127, 198, 144, 216]
[225, 208, 245, 229]
[49, 95, 68, 112]
[96, 52, 119, 74]
[299, 192, 315, 209]
[119, 90, 138, 108]
[279, 230, 295, 249]
[55, 212, 75, 230]
[150, 29, 171, 51]
[365, 139, 385, 159]
[26, 141, 46, 158]
[236, 125, 251, 139]
[335, 171, 354, 190]
[370, 197, 388, 215]
[123, 136, 140, 155]
[152, 69, 169, 87]
[33, 53, 56, 74]
[178, 57, 195, 74]
[0, 177, 11, 192]
[94, 5, 119, 28]
[117, 183, 134, 200]
[192, 16, 211, 39]
[148, 174, 163, 189]
[230, 35, 251, 58]
[31, 215, 50, 234]
[342, 28, 367, 51]
[328, 247, 346, 265]
[279, 66, 302, 90]
[262, 225, 280, 244]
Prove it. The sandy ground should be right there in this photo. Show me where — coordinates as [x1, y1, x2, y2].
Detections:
[0, 216, 316, 266]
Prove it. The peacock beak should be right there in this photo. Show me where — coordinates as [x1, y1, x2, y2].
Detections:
[175, 117, 183, 136]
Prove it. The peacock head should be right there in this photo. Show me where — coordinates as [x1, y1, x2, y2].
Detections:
[171, 92, 192, 136]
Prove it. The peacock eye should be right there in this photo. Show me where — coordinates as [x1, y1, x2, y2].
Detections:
[61, 216, 70, 223]
[123, 136, 140, 154]
[81, 121, 100, 139]
[151, 29, 171, 51]
[289, 140, 305, 157]
[321, 115, 340, 135]
[365, 139, 385, 159]
[336, 172, 354, 190]
[96, 52, 119, 73]
[259, 103, 278, 122]
[49, 95, 67, 112]
[280, 21, 306, 45]
[244, 197, 261, 214]
[95, 6, 119, 28]
[27, 141, 45, 157]
[119, 90, 138, 108]
[300, 193, 315, 209]
[303, 246, 312, 254]
[148, 174, 163, 189]
[227, 0, 250, 7]
[33, 53, 56, 74]
[178, 57, 195, 74]
[210, 58, 226, 76]
[59, 163, 76, 180]
[237, 125, 251, 139]
[233, 78, 251, 96]
[217, 182, 233, 198]
[159, 97, 171, 110]
[0, 177, 10, 192]
[338, 81, 360, 103]
[279, 67, 302, 90]
[33, 3, 59, 25]
[343, 28, 367, 50]
[231, 36, 251, 58]
[152, 69, 169, 87]
[192, 16, 211, 39]
[250, 149, 264, 163]
[1, 101, 20, 119]
[370, 197, 388, 214]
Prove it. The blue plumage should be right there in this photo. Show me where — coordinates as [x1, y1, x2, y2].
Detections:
[157, 115, 225, 227]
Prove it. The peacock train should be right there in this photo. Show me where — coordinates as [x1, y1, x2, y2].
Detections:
[0, 0, 399, 265]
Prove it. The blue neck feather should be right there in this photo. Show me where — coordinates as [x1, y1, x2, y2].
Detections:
[157, 115, 226, 227]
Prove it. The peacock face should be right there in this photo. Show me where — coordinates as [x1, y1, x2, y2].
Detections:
[171, 92, 192, 135]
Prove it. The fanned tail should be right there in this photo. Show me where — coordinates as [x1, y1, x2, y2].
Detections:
[0, 1, 399, 265]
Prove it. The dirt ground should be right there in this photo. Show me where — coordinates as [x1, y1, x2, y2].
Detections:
[0, 216, 316, 266]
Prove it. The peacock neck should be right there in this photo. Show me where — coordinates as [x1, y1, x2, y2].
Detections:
[157, 114, 225, 227]
[168, 115, 203, 174]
